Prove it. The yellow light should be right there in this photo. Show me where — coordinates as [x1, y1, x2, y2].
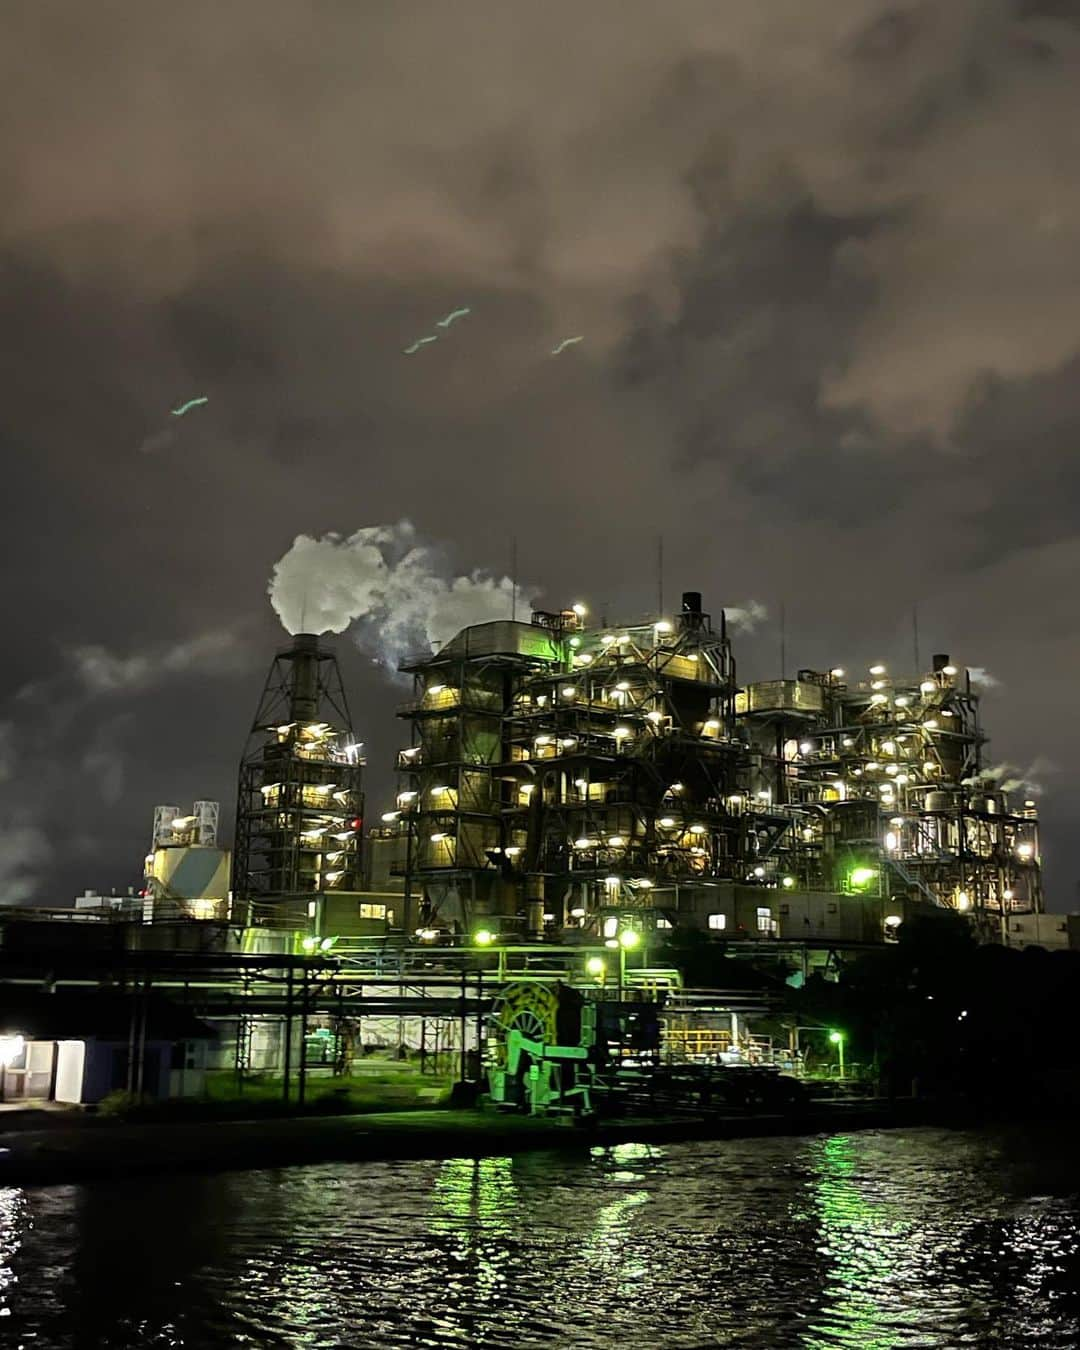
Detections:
[572, 603, 588, 617]
[586, 956, 606, 977]
[633, 877, 653, 889]
[573, 836, 594, 849]
[654, 620, 673, 633]
[830, 667, 845, 678]
[607, 835, 625, 847]
[669, 782, 684, 793]
[619, 929, 640, 949]
[689, 823, 706, 834]
[703, 719, 720, 732]
[615, 681, 630, 692]
[920, 681, 935, 693]
[956, 891, 970, 911]
[871, 680, 886, 690]
[504, 846, 522, 857]
[646, 710, 664, 723]
[870, 664, 886, 676]
[381, 811, 400, 822]
[782, 876, 795, 889]
[398, 790, 418, 803]
[427, 684, 446, 695]
[1017, 842, 1034, 859]
[924, 719, 939, 730]
[614, 726, 632, 739]
[943, 665, 957, 676]
[659, 816, 676, 828]
[885, 831, 898, 851]
[474, 928, 496, 946]
[561, 686, 577, 699]
[617, 634, 630, 644]
[870, 693, 888, 705]
[430, 832, 447, 843]
[895, 696, 909, 708]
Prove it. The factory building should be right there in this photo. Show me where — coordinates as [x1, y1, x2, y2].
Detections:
[232, 633, 365, 926]
[143, 800, 230, 921]
[390, 593, 1044, 944]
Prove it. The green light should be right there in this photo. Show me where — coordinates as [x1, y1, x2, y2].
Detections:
[586, 956, 606, 977]
[569, 636, 581, 648]
[170, 396, 208, 417]
[618, 929, 640, 950]
[782, 875, 795, 888]
[474, 928, 496, 946]
[849, 866, 878, 890]
[829, 1030, 844, 1044]
[301, 936, 317, 953]
[319, 936, 338, 951]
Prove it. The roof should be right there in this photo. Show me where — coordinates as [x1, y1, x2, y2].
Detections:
[0, 990, 217, 1042]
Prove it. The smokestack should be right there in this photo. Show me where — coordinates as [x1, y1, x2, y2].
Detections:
[289, 633, 321, 722]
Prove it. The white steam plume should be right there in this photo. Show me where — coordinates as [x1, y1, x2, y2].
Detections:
[966, 666, 999, 689]
[963, 755, 1056, 797]
[269, 521, 531, 667]
[724, 601, 768, 632]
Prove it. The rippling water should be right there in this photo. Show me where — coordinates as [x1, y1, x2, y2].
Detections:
[3, 1126, 1080, 1348]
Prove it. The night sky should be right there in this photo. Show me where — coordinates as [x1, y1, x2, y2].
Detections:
[2, 2, 1077, 907]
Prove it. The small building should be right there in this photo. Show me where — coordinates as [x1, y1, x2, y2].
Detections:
[0, 990, 216, 1105]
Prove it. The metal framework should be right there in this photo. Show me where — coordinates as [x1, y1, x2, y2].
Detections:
[737, 654, 1043, 919]
[232, 634, 365, 922]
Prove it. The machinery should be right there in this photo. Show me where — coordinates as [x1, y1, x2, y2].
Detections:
[484, 980, 661, 1118]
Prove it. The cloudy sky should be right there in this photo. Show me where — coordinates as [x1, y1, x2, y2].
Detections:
[1, 0, 1077, 905]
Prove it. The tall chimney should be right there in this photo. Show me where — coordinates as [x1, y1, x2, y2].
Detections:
[289, 633, 321, 722]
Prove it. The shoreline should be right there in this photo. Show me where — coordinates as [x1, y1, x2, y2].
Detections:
[0, 1097, 963, 1186]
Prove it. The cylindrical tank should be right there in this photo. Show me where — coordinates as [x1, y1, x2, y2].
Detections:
[525, 874, 545, 937]
[679, 591, 705, 631]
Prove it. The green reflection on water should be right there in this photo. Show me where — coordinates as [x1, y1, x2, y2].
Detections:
[804, 1134, 908, 1350]
[430, 1156, 518, 1303]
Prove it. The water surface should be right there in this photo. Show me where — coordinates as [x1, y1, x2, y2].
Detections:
[4, 1125, 1080, 1348]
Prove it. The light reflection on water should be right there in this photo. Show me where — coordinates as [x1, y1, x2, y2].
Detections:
[1, 1126, 1079, 1348]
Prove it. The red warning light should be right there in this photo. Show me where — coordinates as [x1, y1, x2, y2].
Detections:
[351, 818, 363, 831]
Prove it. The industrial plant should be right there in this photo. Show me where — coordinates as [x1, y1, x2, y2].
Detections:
[387, 591, 1044, 948]
[0, 587, 1063, 1117]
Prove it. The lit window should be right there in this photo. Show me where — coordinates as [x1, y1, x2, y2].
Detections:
[708, 913, 726, 931]
[756, 906, 773, 933]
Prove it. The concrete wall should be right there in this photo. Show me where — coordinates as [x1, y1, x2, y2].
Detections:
[672, 884, 916, 945]
[1005, 913, 1073, 951]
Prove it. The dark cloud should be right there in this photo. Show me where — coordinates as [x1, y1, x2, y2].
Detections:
[0, 0, 1078, 902]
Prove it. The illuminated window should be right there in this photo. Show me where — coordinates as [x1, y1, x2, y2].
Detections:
[708, 913, 726, 931]
[359, 903, 387, 920]
[756, 907, 773, 933]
